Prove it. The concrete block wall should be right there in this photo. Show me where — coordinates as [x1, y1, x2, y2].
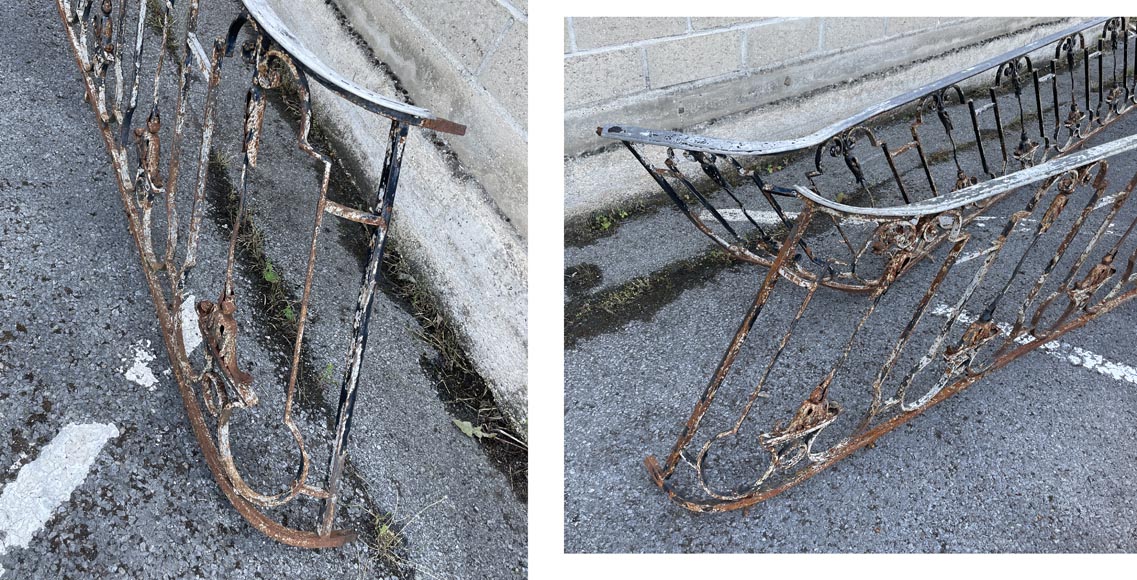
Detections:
[564, 17, 1080, 217]
[565, 17, 951, 118]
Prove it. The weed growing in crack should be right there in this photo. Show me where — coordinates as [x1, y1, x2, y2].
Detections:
[344, 465, 448, 580]
[143, 0, 181, 57]
[207, 152, 300, 340]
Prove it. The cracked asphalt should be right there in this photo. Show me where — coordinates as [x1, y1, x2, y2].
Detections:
[0, 0, 525, 578]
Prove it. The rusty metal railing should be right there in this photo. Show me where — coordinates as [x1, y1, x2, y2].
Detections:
[599, 17, 1137, 512]
[56, 0, 465, 546]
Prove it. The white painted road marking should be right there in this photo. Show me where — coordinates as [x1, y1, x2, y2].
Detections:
[0, 423, 119, 576]
[700, 208, 793, 225]
[930, 304, 1137, 385]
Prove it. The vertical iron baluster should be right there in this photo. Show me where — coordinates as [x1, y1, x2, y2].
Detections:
[319, 121, 410, 536]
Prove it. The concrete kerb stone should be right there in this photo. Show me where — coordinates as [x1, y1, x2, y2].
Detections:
[264, 0, 529, 437]
[400, 0, 513, 73]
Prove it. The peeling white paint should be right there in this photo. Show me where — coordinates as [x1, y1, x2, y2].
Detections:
[956, 246, 997, 264]
[0, 423, 119, 576]
[700, 208, 876, 225]
[179, 294, 202, 354]
[121, 340, 159, 391]
[1093, 192, 1123, 211]
[931, 304, 1137, 385]
[935, 192, 1125, 264]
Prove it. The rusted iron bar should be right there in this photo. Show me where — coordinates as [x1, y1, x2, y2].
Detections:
[601, 17, 1137, 513]
[319, 120, 409, 536]
[56, 0, 465, 546]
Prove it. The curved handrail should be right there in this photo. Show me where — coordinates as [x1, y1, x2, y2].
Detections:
[792, 131, 1137, 218]
[598, 17, 1109, 155]
[242, 0, 466, 135]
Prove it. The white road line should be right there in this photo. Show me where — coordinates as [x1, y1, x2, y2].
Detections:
[930, 304, 1137, 385]
[699, 208, 793, 225]
[0, 423, 119, 576]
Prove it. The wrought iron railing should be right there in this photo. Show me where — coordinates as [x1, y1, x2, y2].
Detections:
[600, 17, 1137, 512]
[56, 0, 465, 546]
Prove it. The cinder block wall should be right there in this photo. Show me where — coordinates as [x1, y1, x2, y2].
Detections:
[564, 16, 1078, 217]
[333, 0, 528, 236]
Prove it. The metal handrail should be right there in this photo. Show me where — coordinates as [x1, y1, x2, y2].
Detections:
[242, 0, 465, 135]
[795, 131, 1137, 218]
